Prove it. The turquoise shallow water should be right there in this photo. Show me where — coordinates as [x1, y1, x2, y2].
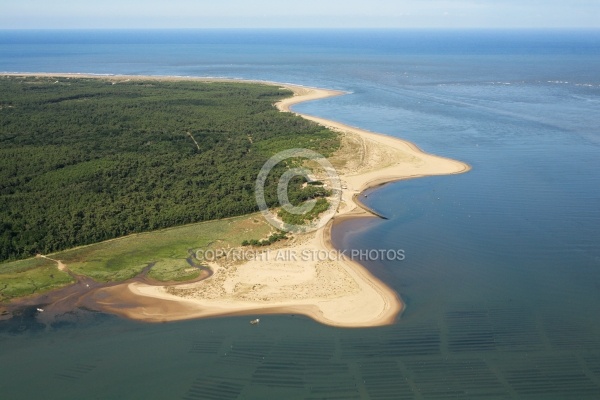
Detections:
[1, 30, 600, 399]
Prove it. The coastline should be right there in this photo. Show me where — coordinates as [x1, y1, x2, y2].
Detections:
[2, 73, 471, 327]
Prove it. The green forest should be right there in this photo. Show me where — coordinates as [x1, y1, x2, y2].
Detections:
[0, 76, 339, 263]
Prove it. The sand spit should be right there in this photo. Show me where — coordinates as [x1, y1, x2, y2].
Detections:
[3, 73, 470, 327]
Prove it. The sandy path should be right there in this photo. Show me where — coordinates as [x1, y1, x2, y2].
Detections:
[36, 254, 67, 272]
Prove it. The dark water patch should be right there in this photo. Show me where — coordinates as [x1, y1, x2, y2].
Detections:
[445, 304, 544, 353]
[583, 354, 600, 381]
[224, 338, 274, 365]
[183, 376, 245, 400]
[270, 337, 335, 362]
[0, 306, 46, 335]
[446, 309, 496, 352]
[359, 360, 415, 399]
[403, 358, 510, 399]
[54, 363, 97, 381]
[303, 361, 353, 383]
[188, 338, 224, 356]
[499, 355, 600, 398]
[251, 361, 305, 388]
[486, 306, 542, 352]
[542, 316, 600, 351]
[379, 324, 442, 357]
[304, 373, 362, 400]
[339, 322, 442, 359]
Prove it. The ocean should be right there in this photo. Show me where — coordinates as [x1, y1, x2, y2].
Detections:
[1, 29, 600, 399]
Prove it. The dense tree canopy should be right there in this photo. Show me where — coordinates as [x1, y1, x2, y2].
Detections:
[0, 76, 339, 262]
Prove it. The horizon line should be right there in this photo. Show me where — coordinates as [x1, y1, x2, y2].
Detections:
[2, 27, 600, 31]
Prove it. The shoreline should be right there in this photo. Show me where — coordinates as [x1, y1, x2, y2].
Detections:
[1, 73, 471, 328]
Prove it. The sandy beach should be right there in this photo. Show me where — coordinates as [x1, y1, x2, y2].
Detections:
[4, 73, 470, 327]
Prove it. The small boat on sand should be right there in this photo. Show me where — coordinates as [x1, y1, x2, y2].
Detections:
[250, 318, 260, 325]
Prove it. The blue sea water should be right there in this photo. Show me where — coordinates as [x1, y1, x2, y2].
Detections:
[1, 30, 600, 399]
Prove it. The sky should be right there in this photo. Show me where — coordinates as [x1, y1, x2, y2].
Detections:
[1, 0, 599, 29]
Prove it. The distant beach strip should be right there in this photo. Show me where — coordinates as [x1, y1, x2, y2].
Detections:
[4, 73, 471, 327]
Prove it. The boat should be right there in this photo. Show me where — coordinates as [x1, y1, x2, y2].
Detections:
[250, 318, 260, 325]
[36, 308, 44, 312]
